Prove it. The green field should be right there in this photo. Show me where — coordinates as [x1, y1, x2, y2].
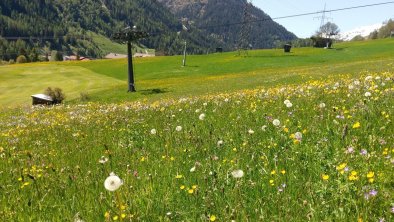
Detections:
[0, 39, 393, 221]
[1, 38, 394, 108]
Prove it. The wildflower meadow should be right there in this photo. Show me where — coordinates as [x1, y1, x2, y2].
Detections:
[0, 70, 393, 221]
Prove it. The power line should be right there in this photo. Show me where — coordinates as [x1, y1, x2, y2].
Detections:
[198, 1, 394, 29]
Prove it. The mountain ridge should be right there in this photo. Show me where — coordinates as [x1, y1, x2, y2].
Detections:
[157, 0, 297, 49]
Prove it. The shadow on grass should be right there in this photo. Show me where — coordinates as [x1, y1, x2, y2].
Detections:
[334, 47, 349, 51]
[140, 88, 170, 95]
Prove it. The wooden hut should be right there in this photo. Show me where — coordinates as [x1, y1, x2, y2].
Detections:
[31, 94, 54, 105]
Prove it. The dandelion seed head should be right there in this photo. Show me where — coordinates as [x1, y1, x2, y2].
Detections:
[104, 173, 123, 192]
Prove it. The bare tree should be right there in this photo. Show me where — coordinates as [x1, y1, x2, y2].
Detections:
[317, 22, 340, 38]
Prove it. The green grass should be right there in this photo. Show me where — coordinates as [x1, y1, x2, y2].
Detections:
[0, 72, 392, 221]
[90, 32, 155, 55]
[1, 38, 394, 108]
[0, 63, 123, 108]
[0, 38, 393, 221]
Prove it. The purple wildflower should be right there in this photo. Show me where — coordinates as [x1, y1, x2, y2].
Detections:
[369, 189, 378, 197]
[360, 149, 368, 155]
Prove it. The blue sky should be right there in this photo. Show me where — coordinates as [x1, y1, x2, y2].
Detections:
[253, 0, 394, 38]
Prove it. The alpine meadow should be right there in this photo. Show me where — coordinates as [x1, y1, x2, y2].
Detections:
[1, 0, 394, 221]
[1, 38, 393, 221]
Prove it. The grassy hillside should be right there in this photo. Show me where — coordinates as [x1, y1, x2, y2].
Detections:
[1, 38, 394, 108]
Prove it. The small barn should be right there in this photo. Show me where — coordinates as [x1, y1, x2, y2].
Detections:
[31, 94, 54, 105]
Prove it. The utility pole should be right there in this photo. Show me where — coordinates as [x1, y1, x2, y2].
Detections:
[182, 41, 187, 67]
[112, 26, 148, 92]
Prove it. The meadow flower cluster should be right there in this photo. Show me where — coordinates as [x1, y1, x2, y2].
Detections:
[0, 72, 393, 221]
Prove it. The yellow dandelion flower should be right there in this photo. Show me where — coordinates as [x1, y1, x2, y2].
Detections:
[352, 122, 361, 129]
[368, 178, 374, 183]
[284, 128, 289, 133]
[180, 185, 185, 190]
[336, 163, 347, 171]
[113, 215, 119, 221]
[210, 215, 217, 221]
[121, 214, 126, 219]
[348, 174, 359, 181]
[192, 185, 198, 189]
[366, 171, 374, 178]
[321, 174, 329, 180]
[175, 174, 183, 179]
[269, 179, 275, 185]
[104, 212, 110, 218]
[120, 205, 126, 210]
[188, 189, 194, 194]
[281, 170, 286, 175]
[271, 170, 276, 175]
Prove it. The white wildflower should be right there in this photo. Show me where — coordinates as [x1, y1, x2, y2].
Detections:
[231, 169, 244, 178]
[99, 156, 108, 164]
[248, 129, 255, 134]
[104, 173, 123, 192]
[175, 126, 182, 131]
[273, 119, 281, 127]
[364, 92, 372, 97]
[319, 103, 326, 108]
[199, 113, 206, 120]
[283, 100, 291, 105]
[150, 129, 157, 135]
